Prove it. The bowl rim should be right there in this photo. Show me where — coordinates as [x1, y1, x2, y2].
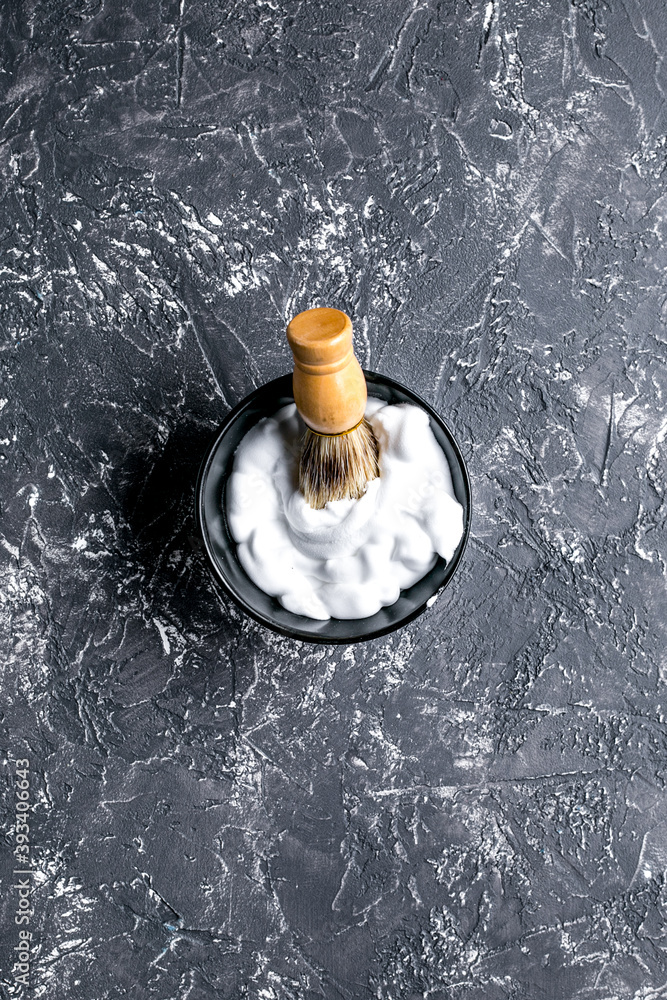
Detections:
[196, 370, 471, 644]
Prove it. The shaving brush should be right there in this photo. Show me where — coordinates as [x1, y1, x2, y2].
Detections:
[286, 307, 380, 510]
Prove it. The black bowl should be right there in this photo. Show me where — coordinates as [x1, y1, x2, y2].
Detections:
[196, 372, 471, 644]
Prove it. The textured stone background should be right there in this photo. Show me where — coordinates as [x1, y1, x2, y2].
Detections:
[1, 0, 667, 997]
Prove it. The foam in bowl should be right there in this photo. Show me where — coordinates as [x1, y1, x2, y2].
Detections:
[225, 398, 464, 620]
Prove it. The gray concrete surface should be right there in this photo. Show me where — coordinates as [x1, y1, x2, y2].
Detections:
[1, 1, 667, 997]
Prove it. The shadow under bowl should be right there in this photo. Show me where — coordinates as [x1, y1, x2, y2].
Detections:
[196, 371, 471, 644]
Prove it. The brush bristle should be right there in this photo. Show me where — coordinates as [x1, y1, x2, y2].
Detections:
[299, 418, 380, 510]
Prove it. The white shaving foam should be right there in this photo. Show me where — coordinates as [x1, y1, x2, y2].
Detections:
[226, 399, 464, 620]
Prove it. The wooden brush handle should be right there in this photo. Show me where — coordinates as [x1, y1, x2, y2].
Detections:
[286, 307, 367, 434]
